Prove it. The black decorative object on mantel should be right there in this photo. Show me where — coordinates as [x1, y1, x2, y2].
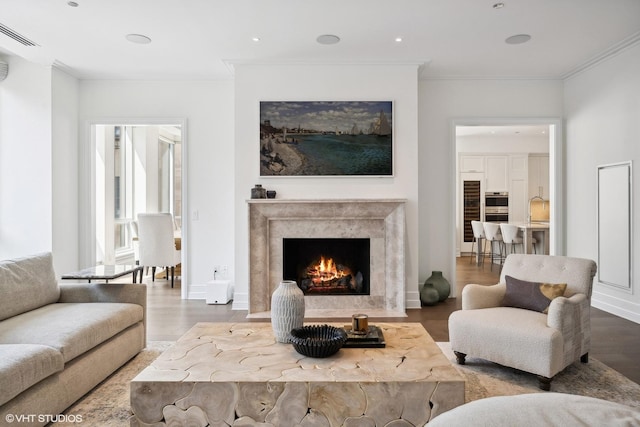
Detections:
[251, 184, 266, 199]
[266, 190, 276, 198]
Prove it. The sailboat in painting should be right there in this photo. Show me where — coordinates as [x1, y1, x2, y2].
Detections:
[372, 110, 391, 136]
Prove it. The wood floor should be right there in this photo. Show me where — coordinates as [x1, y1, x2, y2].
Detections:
[144, 257, 640, 385]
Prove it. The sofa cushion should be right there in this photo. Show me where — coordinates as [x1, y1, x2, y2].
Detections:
[0, 344, 64, 406]
[429, 393, 640, 427]
[0, 252, 60, 321]
[503, 275, 567, 314]
[0, 303, 143, 363]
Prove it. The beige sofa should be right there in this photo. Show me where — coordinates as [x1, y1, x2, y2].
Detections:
[429, 393, 640, 426]
[0, 253, 146, 426]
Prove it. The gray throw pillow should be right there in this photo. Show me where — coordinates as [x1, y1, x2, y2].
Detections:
[502, 275, 567, 314]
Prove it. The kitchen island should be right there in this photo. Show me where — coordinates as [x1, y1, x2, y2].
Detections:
[512, 222, 549, 254]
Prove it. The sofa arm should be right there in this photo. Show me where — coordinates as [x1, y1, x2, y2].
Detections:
[547, 293, 590, 365]
[461, 283, 506, 310]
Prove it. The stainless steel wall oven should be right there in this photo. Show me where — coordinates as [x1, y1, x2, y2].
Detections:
[485, 192, 509, 222]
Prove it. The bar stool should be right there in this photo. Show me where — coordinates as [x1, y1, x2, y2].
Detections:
[483, 222, 505, 270]
[500, 223, 524, 254]
[470, 220, 486, 265]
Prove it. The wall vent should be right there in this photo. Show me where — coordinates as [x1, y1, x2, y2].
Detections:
[0, 22, 38, 46]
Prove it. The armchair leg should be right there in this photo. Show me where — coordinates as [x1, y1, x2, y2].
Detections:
[453, 351, 467, 365]
[151, 266, 156, 282]
[170, 266, 175, 288]
[581, 353, 589, 363]
[537, 375, 552, 391]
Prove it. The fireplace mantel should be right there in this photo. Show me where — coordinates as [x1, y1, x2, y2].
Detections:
[247, 199, 407, 318]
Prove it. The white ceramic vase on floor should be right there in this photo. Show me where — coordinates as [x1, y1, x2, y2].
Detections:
[271, 280, 305, 343]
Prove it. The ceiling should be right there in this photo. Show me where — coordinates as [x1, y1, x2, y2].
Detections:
[0, 0, 639, 80]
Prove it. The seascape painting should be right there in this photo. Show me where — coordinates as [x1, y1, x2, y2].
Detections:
[260, 101, 393, 176]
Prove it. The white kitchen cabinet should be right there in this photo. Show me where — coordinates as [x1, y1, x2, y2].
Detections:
[528, 154, 550, 199]
[459, 155, 484, 172]
[509, 155, 528, 223]
[485, 156, 509, 192]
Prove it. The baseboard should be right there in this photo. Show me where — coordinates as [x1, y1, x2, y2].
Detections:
[406, 289, 422, 309]
[592, 291, 640, 324]
[232, 292, 249, 310]
[187, 283, 207, 300]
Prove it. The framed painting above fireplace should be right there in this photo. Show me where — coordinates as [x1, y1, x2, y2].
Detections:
[259, 101, 393, 177]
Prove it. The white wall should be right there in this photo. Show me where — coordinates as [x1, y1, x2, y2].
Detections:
[418, 79, 564, 289]
[78, 80, 235, 295]
[232, 64, 420, 310]
[0, 56, 53, 261]
[52, 67, 79, 276]
[564, 42, 640, 323]
[457, 134, 549, 154]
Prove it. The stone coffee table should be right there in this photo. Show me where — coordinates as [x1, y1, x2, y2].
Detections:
[130, 322, 465, 426]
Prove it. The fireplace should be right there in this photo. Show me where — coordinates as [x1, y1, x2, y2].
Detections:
[247, 199, 406, 317]
[283, 238, 370, 296]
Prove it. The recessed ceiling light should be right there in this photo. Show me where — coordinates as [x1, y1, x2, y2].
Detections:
[125, 34, 152, 44]
[505, 34, 531, 45]
[493, 2, 505, 9]
[67, 1, 79, 7]
[395, 37, 403, 43]
[252, 37, 261, 42]
[316, 34, 340, 45]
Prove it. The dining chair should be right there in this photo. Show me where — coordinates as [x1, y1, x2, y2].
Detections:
[137, 213, 181, 288]
[470, 220, 486, 265]
[483, 222, 504, 270]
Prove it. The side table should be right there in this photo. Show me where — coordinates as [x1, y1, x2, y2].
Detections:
[61, 264, 144, 284]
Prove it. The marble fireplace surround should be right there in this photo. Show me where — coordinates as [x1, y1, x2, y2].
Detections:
[247, 199, 406, 318]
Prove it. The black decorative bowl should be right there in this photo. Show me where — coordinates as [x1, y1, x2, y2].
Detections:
[290, 325, 348, 358]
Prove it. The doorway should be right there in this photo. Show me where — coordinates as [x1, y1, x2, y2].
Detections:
[450, 118, 563, 294]
[80, 119, 187, 297]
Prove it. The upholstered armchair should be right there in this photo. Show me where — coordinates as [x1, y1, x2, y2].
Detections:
[449, 254, 597, 390]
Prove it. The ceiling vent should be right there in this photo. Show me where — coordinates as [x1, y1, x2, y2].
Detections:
[0, 22, 38, 46]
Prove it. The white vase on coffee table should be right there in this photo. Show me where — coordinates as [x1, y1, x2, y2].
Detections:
[271, 280, 305, 343]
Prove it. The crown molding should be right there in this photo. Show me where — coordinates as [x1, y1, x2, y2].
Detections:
[561, 31, 640, 80]
[223, 59, 429, 77]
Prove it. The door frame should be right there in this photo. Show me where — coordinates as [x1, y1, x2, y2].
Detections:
[450, 117, 564, 293]
[79, 117, 189, 299]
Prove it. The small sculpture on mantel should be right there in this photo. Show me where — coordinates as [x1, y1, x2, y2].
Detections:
[251, 184, 266, 199]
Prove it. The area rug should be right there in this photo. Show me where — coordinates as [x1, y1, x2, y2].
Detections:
[54, 341, 640, 426]
[436, 342, 640, 409]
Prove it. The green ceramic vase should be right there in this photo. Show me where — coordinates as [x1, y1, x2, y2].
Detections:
[425, 271, 451, 302]
[420, 282, 440, 306]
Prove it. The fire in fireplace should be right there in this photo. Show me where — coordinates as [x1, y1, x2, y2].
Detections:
[283, 238, 370, 295]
